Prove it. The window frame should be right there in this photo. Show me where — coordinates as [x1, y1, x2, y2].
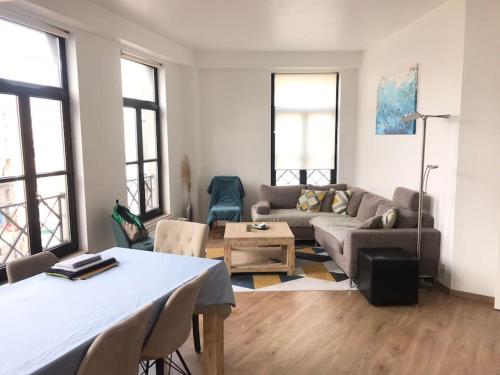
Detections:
[270, 72, 340, 186]
[0, 34, 78, 281]
[121, 60, 163, 221]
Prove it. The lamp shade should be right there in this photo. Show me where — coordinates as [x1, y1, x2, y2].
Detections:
[401, 112, 422, 122]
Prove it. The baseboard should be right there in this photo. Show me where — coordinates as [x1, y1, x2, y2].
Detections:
[436, 281, 494, 305]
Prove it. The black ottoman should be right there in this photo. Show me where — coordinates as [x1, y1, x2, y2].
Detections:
[357, 247, 418, 306]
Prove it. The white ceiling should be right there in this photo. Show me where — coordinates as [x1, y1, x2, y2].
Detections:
[89, 0, 448, 51]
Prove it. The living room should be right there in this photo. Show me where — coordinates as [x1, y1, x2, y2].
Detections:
[0, 0, 499, 374]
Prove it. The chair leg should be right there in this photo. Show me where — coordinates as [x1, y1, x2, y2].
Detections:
[192, 314, 201, 353]
[176, 350, 192, 375]
[155, 358, 165, 375]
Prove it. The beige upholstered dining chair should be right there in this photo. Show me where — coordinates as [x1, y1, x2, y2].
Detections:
[76, 303, 154, 375]
[6, 251, 58, 283]
[154, 219, 209, 354]
[154, 219, 209, 257]
[141, 271, 209, 375]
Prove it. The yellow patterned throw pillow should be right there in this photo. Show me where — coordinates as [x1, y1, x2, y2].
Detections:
[332, 189, 352, 215]
[296, 189, 327, 212]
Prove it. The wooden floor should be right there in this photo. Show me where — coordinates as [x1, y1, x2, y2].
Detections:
[175, 233, 500, 375]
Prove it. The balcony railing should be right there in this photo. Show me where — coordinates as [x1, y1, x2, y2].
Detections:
[275, 169, 332, 186]
[0, 193, 66, 266]
[126, 174, 155, 214]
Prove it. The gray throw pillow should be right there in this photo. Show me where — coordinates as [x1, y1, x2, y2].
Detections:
[319, 188, 335, 212]
[358, 215, 382, 229]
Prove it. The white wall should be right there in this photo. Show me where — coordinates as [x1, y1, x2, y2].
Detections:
[162, 63, 199, 221]
[354, 0, 466, 287]
[452, 0, 500, 298]
[196, 63, 359, 222]
[67, 32, 126, 251]
[197, 69, 271, 222]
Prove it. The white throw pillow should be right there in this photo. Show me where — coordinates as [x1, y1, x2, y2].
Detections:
[381, 208, 397, 229]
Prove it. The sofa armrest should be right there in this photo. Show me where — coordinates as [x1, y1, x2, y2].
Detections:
[254, 200, 271, 215]
[344, 228, 441, 277]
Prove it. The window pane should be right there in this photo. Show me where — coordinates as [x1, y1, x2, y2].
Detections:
[275, 113, 303, 169]
[141, 109, 157, 160]
[143, 162, 159, 212]
[305, 113, 336, 169]
[123, 107, 138, 162]
[121, 59, 155, 101]
[36, 175, 70, 250]
[275, 169, 300, 186]
[0, 181, 30, 265]
[307, 169, 331, 186]
[31, 98, 66, 174]
[274, 74, 337, 170]
[0, 94, 23, 177]
[126, 164, 139, 214]
[0, 19, 61, 87]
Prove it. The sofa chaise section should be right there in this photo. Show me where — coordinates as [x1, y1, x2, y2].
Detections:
[312, 187, 440, 279]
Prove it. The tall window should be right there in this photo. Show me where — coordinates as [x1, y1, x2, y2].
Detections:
[271, 73, 339, 186]
[121, 57, 162, 220]
[0, 18, 77, 273]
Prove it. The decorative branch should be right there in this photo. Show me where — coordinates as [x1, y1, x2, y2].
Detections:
[180, 155, 191, 194]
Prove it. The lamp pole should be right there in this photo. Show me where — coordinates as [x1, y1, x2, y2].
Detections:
[416, 117, 427, 260]
[401, 112, 450, 263]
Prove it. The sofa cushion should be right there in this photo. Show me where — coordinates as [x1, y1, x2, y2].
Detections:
[296, 189, 327, 212]
[260, 184, 305, 209]
[306, 183, 347, 191]
[422, 213, 434, 228]
[310, 216, 362, 250]
[358, 216, 382, 229]
[394, 207, 418, 228]
[381, 208, 397, 229]
[393, 187, 419, 210]
[393, 207, 434, 228]
[375, 199, 398, 216]
[346, 187, 367, 217]
[332, 190, 351, 215]
[254, 200, 270, 215]
[356, 193, 386, 222]
[319, 189, 335, 212]
[251, 207, 337, 227]
[310, 214, 362, 230]
[315, 226, 344, 257]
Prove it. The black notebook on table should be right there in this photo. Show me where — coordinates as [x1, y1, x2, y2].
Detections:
[47, 257, 117, 279]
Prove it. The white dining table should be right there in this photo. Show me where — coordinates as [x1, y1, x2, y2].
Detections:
[0, 248, 235, 375]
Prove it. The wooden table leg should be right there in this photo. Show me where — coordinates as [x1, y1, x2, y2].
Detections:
[203, 312, 224, 375]
[287, 239, 295, 275]
[224, 242, 232, 276]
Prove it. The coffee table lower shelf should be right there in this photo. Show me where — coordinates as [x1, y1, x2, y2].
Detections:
[223, 243, 295, 276]
[230, 263, 292, 274]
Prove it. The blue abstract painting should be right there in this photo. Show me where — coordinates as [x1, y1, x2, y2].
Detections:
[376, 65, 418, 135]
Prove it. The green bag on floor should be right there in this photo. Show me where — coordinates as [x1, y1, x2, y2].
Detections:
[112, 200, 148, 242]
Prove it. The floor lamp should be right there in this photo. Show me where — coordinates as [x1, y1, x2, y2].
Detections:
[401, 112, 450, 263]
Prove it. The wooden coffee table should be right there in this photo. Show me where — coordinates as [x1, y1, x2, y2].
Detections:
[223, 222, 295, 276]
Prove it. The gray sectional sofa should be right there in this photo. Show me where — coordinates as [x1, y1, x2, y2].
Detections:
[251, 184, 441, 279]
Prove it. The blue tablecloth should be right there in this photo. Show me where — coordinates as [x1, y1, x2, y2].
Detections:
[0, 248, 235, 375]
